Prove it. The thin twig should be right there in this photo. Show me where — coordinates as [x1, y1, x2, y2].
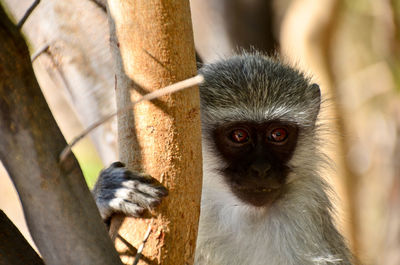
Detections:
[116, 234, 138, 256]
[17, 0, 41, 29]
[59, 74, 204, 161]
[132, 222, 153, 265]
[31, 44, 50, 62]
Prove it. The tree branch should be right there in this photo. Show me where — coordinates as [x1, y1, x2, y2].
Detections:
[107, 0, 203, 264]
[0, 4, 122, 265]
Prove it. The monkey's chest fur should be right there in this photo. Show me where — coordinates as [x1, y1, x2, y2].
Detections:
[194, 172, 351, 265]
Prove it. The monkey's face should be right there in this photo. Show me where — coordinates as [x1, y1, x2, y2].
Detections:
[198, 53, 321, 207]
[213, 120, 299, 207]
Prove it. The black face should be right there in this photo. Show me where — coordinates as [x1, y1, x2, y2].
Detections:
[213, 121, 299, 207]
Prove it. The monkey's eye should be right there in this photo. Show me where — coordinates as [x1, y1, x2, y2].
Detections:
[268, 128, 288, 143]
[230, 129, 250, 143]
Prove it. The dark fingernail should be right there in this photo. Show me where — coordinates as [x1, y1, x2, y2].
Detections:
[111, 161, 125, 168]
[150, 200, 161, 208]
[133, 208, 146, 217]
[158, 187, 168, 196]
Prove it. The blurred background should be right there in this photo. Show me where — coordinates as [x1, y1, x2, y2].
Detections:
[1, 0, 399, 264]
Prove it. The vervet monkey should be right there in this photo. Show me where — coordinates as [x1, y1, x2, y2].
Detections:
[93, 53, 354, 265]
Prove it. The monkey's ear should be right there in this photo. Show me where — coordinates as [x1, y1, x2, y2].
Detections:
[310, 83, 321, 120]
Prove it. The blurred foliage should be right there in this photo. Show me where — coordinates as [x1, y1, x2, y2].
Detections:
[72, 140, 104, 189]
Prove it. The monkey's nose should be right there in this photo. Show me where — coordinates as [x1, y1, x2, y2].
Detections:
[250, 162, 271, 177]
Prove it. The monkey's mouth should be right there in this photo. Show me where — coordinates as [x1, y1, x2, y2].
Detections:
[231, 184, 283, 207]
[237, 186, 277, 192]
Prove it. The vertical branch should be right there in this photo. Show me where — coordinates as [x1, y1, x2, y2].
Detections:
[106, 0, 203, 264]
[280, 0, 360, 259]
[320, 1, 361, 258]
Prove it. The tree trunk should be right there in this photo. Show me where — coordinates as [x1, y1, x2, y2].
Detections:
[106, 1, 203, 265]
[0, 6, 122, 265]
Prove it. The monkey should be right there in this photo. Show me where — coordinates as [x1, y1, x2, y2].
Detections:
[92, 52, 354, 265]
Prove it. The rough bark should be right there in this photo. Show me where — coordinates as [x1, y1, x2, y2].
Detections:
[0, 6, 122, 265]
[106, 0, 203, 264]
[0, 211, 44, 265]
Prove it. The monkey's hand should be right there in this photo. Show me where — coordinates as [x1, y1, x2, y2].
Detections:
[92, 162, 168, 223]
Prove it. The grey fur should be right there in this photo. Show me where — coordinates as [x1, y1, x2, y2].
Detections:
[93, 53, 354, 264]
[93, 162, 167, 220]
[199, 53, 320, 128]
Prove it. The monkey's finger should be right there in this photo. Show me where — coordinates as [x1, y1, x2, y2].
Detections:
[129, 189, 164, 209]
[124, 171, 157, 184]
[123, 180, 168, 198]
[107, 197, 146, 217]
[101, 164, 159, 186]
[113, 185, 165, 210]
